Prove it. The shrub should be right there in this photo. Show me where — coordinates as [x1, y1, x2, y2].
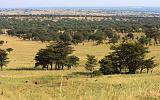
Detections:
[92, 70, 103, 77]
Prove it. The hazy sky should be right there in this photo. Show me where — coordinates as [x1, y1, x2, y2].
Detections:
[1, 0, 160, 8]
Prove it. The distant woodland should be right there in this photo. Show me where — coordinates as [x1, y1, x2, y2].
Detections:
[0, 16, 159, 45]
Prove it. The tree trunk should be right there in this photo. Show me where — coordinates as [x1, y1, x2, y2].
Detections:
[58, 63, 61, 70]
[42, 65, 45, 70]
[61, 64, 63, 70]
[140, 68, 143, 74]
[46, 65, 48, 70]
[0, 63, 3, 71]
[125, 67, 127, 73]
[55, 63, 57, 70]
[68, 65, 71, 70]
[50, 63, 53, 70]
[147, 68, 149, 74]
[129, 68, 136, 74]
[151, 69, 153, 74]
[119, 67, 122, 73]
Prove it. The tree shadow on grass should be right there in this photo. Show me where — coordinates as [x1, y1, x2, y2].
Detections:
[68, 72, 91, 77]
[7, 67, 43, 71]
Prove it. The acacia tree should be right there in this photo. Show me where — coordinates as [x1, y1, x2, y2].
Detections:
[114, 43, 149, 74]
[0, 49, 9, 71]
[85, 55, 98, 73]
[35, 41, 74, 70]
[65, 55, 79, 70]
[47, 42, 74, 70]
[99, 52, 123, 74]
[144, 26, 160, 45]
[99, 43, 157, 74]
[35, 49, 52, 70]
[140, 57, 157, 73]
[99, 58, 114, 75]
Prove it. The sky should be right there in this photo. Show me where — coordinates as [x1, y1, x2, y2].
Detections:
[0, 0, 160, 8]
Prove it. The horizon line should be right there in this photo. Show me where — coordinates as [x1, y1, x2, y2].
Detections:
[1, 6, 160, 9]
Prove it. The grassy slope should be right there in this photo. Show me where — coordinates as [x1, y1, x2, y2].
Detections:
[0, 34, 160, 100]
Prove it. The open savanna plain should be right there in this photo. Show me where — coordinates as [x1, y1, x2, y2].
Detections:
[1, 34, 160, 100]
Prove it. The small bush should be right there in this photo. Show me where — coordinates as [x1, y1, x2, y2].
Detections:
[92, 70, 103, 77]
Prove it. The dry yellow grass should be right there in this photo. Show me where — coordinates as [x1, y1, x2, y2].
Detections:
[0, 34, 110, 68]
[0, 35, 47, 68]
[0, 34, 160, 100]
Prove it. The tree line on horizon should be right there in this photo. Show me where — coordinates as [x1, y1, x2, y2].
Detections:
[0, 17, 160, 45]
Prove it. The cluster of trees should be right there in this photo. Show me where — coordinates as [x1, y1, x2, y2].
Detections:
[0, 17, 160, 44]
[33, 40, 157, 75]
[99, 43, 157, 74]
[7, 28, 115, 44]
[35, 42, 79, 70]
[0, 16, 159, 73]
[0, 37, 157, 80]
[0, 38, 158, 75]
[144, 26, 160, 45]
[85, 43, 157, 75]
